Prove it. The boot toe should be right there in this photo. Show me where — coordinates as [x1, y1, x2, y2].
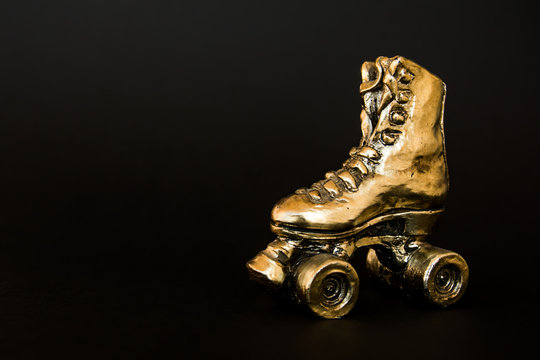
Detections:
[271, 194, 326, 230]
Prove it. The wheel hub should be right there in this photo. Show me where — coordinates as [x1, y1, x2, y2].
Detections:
[435, 265, 460, 294]
[321, 274, 348, 306]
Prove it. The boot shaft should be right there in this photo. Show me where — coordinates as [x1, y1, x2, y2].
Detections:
[361, 56, 449, 205]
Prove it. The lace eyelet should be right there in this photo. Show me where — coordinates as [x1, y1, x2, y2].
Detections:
[397, 90, 412, 103]
[389, 106, 407, 125]
[380, 129, 401, 145]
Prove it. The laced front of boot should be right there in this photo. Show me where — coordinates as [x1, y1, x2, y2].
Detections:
[296, 56, 415, 204]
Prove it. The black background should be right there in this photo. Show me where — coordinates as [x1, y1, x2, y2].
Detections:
[1, 1, 538, 359]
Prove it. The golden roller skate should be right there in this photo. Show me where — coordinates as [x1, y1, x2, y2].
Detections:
[247, 56, 469, 319]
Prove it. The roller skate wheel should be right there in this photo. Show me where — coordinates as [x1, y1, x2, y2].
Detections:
[295, 254, 359, 319]
[407, 246, 469, 307]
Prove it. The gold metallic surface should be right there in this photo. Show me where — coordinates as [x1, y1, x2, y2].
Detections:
[246, 56, 469, 319]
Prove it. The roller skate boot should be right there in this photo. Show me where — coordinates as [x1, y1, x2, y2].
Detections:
[247, 56, 469, 319]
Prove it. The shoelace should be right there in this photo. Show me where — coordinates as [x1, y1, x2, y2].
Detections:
[297, 145, 380, 202]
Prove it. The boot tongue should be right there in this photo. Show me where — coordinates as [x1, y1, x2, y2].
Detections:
[359, 60, 383, 93]
[361, 61, 378, 82]
[359, 58, 385, 144]
[358, 56, 405, 145]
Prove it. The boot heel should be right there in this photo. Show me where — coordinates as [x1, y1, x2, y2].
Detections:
[401, 209, 444, 236]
